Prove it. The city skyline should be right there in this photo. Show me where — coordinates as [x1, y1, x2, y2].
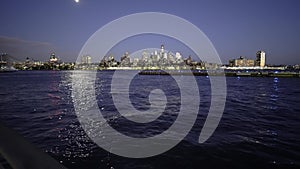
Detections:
[0, 0, 299, 65]
[7, 44, 299, 72]
[2, 45, 297, 70]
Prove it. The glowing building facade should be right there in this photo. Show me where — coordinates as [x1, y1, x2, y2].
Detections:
[256, 51, 266, 67]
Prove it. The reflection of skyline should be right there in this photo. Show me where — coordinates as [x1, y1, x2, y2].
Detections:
[47, 71, 65, 141]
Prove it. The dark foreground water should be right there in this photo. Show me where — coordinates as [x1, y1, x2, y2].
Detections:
[0, 71, 299, 169]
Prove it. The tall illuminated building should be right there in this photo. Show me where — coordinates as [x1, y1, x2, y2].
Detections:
[175, 52, 182, 60]
[256, 51, 266, 67]
[160, 44, 165, 59]
[160, 44, 164, 53]
[81, 55, 91, 64]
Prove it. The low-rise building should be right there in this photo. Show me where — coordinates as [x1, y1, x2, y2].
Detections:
[229, 56, 255, 67]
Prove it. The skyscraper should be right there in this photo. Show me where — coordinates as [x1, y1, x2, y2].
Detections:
[256, 51, 266, 67]
[81, 55, 91, 64]
[160, 44, 164, 53]
[160, 45, 165, 60]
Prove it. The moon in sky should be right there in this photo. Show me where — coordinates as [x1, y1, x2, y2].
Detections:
[74, 0, 79, 3]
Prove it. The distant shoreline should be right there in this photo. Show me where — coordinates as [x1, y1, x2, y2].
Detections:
[138, 70, 300, 78]
[3, 69, 299, 78]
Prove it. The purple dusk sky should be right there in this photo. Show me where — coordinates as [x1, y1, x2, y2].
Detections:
[0, 0, 299, 65]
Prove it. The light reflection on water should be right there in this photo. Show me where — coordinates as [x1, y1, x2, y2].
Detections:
[0, 71, 299, 169]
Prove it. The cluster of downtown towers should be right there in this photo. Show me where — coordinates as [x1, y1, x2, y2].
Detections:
[81, 45, 266, 69]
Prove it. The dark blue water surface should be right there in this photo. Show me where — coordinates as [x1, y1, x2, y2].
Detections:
[0, 71, 299, 169]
